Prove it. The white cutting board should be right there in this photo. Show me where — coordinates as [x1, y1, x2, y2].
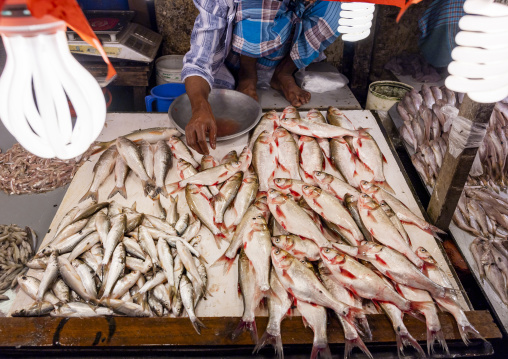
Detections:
[9, 111, 468, 316]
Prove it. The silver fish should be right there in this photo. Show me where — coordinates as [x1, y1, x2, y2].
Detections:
[153, 139, 173, 197]
[273, 127, 301, 180]
[116, 136, 155, 195]
[175, 213, 190, 235]
[165, 195, 179, 226]
[101, 214, 126, 271]
[101, 243, 126, 299]
[18, 275, 60, 305]
[72, 259, 98, 300]
[180, 275, 206, 334]
[229, 173, 259, 230]
[298, 136, 323, 186]
[327, 106, 356, 130]
[139, 139, 154, 179]
[36, 252, 59, 302]
[108, 155, 129, 199]
[280, 117, 360, 138]
[249, 110, 280, 149]
[167, 136, 199, 168]
[110, 270, 141, 299]
[214, 173, 243, 224]
[103, 299, 150, 316]
[157, 238, 175, 289]
[253, 131, 277, 192]
[272, 234, 320, 261]
[52, 278, 70, 303]
[296, 300, 332, 359]
[243, 215, 272, 291]
[232, 249, 263, 344]
[138, 226, 160, 267]
[58, 256, 96, 303]
[80, 146, 117, 202]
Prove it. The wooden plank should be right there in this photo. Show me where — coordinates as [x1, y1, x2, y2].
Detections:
[0, 312, 500, 348]
[427, 95, 495, 230]
[81, 62, 152, 87]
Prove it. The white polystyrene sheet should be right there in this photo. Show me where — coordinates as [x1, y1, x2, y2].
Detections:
[9, 111, 468, 316]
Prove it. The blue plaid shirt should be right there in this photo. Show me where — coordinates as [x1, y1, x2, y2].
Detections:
[181, 0, 239, 90]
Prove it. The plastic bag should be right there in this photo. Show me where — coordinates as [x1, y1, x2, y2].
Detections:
[295, 68, 349, 93]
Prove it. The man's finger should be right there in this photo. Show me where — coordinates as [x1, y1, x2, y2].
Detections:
[196, 127, 209, 155]
[186, 128, 197, 149]
[209, 122, 217, 150]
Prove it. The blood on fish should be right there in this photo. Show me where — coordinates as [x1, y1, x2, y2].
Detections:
[375, 254, 387, 266]
[275, 206, 286, 219]
[341, 269, 357, 279]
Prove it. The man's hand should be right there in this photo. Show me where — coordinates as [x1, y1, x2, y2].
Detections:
[185, 103, 217, 155]
[184, 76, 217, 155]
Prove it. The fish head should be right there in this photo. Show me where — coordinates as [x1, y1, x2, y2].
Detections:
[243, 174, 259, 185]
[415, 246, 437, 265]
[358, 193, 379, 210]
[238, 147, 252, 169]
[267, 189, 286, 205]
[251, 215, 268, 229]
[313, 171, 333, 187]
[273, 127, 290, 139]
[327, 106, 341, 116]
[344, 194, 357, 206]
[271, 247, 293, 269]
[273, 178, 293, 192]
[256, 131, 273, 144]
[282, 105, 298, 119]
[273, 234, 295, 250]
[320, 247, 346, 265]
[302, 185, 321, 199]
[299, 258, 314, 270]
[186, 184, 202, 195]
[357, 241, 381, 255]
[379, 201, 395, 215]
[225, 161, 243, 172]
[359, 181, 378, 194]
[201, 155, 217, 166]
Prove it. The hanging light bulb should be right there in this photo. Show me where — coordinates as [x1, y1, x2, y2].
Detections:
[339, 3, 376, 42]
[0, 1, 106, 159]
[446, 0, 508, 103]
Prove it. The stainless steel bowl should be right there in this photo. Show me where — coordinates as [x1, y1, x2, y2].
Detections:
[168, 89, 262, 141]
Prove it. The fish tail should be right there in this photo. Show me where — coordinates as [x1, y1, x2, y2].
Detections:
[344, 336, 373, 359]
[375, 180, 395, 195]
[253, 331, 283, 359]
[190, 315, 206, 335]
[310, 342, 332, 359]
[142, 179, 156, 197]
[231, 319, 258, 344]
[107, 185, 128, 200]
[79, 188, 98, 203]
[427, 328, 450, 357]
[89, 141, 110, 156]
[396, 331, 426, 358]
[210, 253, 236, 275]
[357, 128, 372, 139]
[458, 322, 486, 346]
[428, 223, 447, 236]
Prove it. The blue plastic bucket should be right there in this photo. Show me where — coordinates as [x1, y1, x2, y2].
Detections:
[145, 83, 186, 113]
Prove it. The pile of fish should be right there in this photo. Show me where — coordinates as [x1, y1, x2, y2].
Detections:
[0, 224, 35, 300]
[398, 87, 508, 305]
[14, 200, 209, 332]
[81, 127, 182, 202]
[12, 108, 483, 358]
[0, 143, 85, 195]
[470, 237, 508, 306]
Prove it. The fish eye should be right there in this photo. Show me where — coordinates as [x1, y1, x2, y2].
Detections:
[275, 249, 280, 254]
[275, 238, 280, 243]
[325, 249, 330, 253]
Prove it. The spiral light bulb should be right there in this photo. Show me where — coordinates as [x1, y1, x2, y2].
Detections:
[446, 0, 508, 103]
[339, 3, 375, 42]
[0, 4, 106, 159]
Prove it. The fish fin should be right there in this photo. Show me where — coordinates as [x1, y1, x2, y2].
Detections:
[253, 331, 283, 359]
[344, 336, 373, 359]
[458, 322, 487, 346]
[426, 328, 450, 357]
[310, 342, 332, 359]
[396, 331, 426, 358]
[190, 316, 206, 335]
[357, 128, 372, 139]
[213, 232, 226, 249]
[375, 180, 395, 195]
[231, 319, 258, 344]
[79, 188, 98, 203]
[166, 183, 182, 195]
[210, 253, 236, 275]
[142, 179, 156, 197]
[107, 185, 127, 200]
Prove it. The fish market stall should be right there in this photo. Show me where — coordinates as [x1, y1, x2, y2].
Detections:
[0, 110, 501, 357]
[386, 87, 508, 336]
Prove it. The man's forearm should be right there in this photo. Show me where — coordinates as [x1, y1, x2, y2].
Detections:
[185, 76, 211, 112]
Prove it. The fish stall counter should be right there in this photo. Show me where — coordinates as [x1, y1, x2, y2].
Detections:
[386, 87, 508, 337]
[0, 111, 501, 357]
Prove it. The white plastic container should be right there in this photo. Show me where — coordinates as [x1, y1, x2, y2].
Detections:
[365, 81, 412, 111]
[155, 55, 184, 85]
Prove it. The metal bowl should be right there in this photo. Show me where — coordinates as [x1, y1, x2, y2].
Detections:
[168, 89, 262, 141]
